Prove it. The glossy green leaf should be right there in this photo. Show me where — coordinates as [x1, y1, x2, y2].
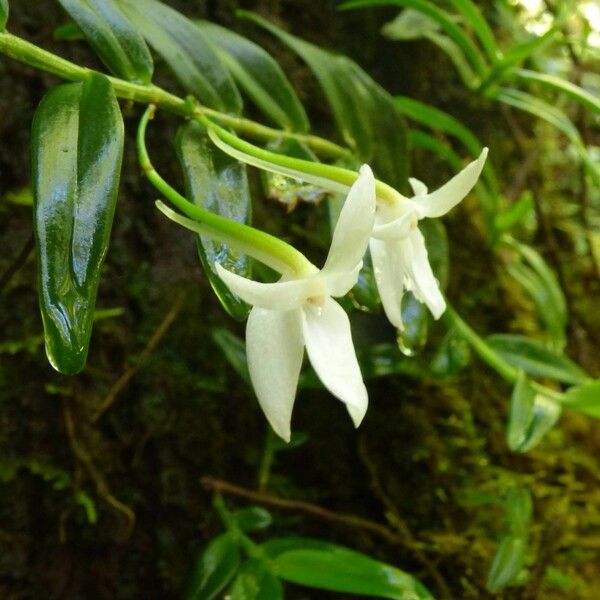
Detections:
[0, 0, 8, 30]
[32, 73, 123, 374]
[262, 537, 433, 599]
[398, 294, 429, 356]
[234, 507, 273, 532]
[197, 21, 309, 132]
[57, 0, 153, 83]
[561, 380, 600, 418]
[228, 559, 283, 600]
[176, 121, 251, 321]
[238, 10, 410, 190]
[486, 536, 527, 593]
[507, 373, 561, 453]
[119, 0, 241, 113]
[487, 334, 588, 385]
[186, 533, 241, 600]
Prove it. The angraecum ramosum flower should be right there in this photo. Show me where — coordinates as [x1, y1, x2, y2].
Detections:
[370, 149, 488, 329]
[215, 165, 376, 441]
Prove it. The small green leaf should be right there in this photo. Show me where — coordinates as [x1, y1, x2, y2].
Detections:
[197, 21, 309, 132]
[186, 533, 241, 600]
[234, 507, 273, 532]
[119, 0, 241, 113]
[32, 73, 124, 374]
[239, 10, 410, 190]
[486, 536, 527, 593]
[0, 0, 9, 30]
[398, 294, 429, 356]
[54, 20, 85, 41]
[507, 373, 561, 453]
[263, 537, 433, 599]
[176, 121, 251, 321]
[505, 487, 532, 537]
[228, 559, 283, 600]
[57, 0, 153, 83]
[487, 334, 589, 385]
[494, 193, 534, 233]
[561, 380, 600, 418]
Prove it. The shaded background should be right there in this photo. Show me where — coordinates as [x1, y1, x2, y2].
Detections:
[1, 1, 599, 598]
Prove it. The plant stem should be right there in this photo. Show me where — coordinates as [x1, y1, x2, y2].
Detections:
[0, 31, 349, 159]
[444, 304, 564, 401]
[137, 105, 314, 277]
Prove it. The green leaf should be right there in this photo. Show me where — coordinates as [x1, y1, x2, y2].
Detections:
[487, 334, 589, 385]
[504, 239, 567, 351]
[234, 507, 273, 532]
[493, 192, 534, 233]
[561, 380, 600, 418]
[486, 536, 527, 593]
[445, 0, 500, 62]
[54, 20, 85, 41]
[238, 10, 410, 190]
[505, 487, 532, 536]
[262, 537, 433, 599]
[429, 328, 471, 377]
[0, 0, 8, 31]
[514, 69, 600, 116]
[197, 21, 309, 132]
[398, 294, 429, 356]
[186, 533, 241, 600]
[32, 73, 124, 374]
[340, 0, 488, 79]
[507, 373, 561, 453]
[118, 0, 241, 113]
[176, 121, 251, 321]
[57, 0, 153, 83]
[228, 559, 283, 600]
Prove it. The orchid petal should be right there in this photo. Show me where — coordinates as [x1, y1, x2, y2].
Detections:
[322, 164, 376, 276]
[371, 209, 416, 241]
[370, 238, 405, 329]
[408, 178, 428, 197]
[301, 299, 368, 425]
[246, 307, 304, 442]
[216, 264, 322, 310]
[322, 263, 362, 298]
[414, 148, 488, 218]
[208, 128, 352, 195]
[405, 228, 446, 319]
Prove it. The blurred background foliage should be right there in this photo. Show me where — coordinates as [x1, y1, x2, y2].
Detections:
[0, 0, 599, 598]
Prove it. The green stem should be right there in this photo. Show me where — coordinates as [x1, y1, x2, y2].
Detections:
[213, 495, 264, 559]
[444, 304, 564, 400]
[0, 30, 349, 159]
[137, 106, 314, 277]
[202, 114, 402, 205]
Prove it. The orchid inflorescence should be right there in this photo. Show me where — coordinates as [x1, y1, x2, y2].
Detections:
[154, 115, 488, 441]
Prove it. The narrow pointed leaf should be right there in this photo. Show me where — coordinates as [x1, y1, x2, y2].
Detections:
[119, 0, 241, 113]
[486, 536, 527, 593]
[32, 73, 123, 374]
[0, 0, 8, 30]
[186, 533, 241, 600]
[239, 10, 410, 189]
[57, 0, 153, 83]
[197, 21, 309, 132]
[507, 373, 561, 453]
[262, 537, 433, 599]
[487, 334, 589, 385]
[561, 380, 600, 418]
[176, 121, 251, 320]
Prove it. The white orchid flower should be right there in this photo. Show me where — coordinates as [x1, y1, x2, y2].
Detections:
[216, 165, 376, 441]
[370, 149, 488, 329]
